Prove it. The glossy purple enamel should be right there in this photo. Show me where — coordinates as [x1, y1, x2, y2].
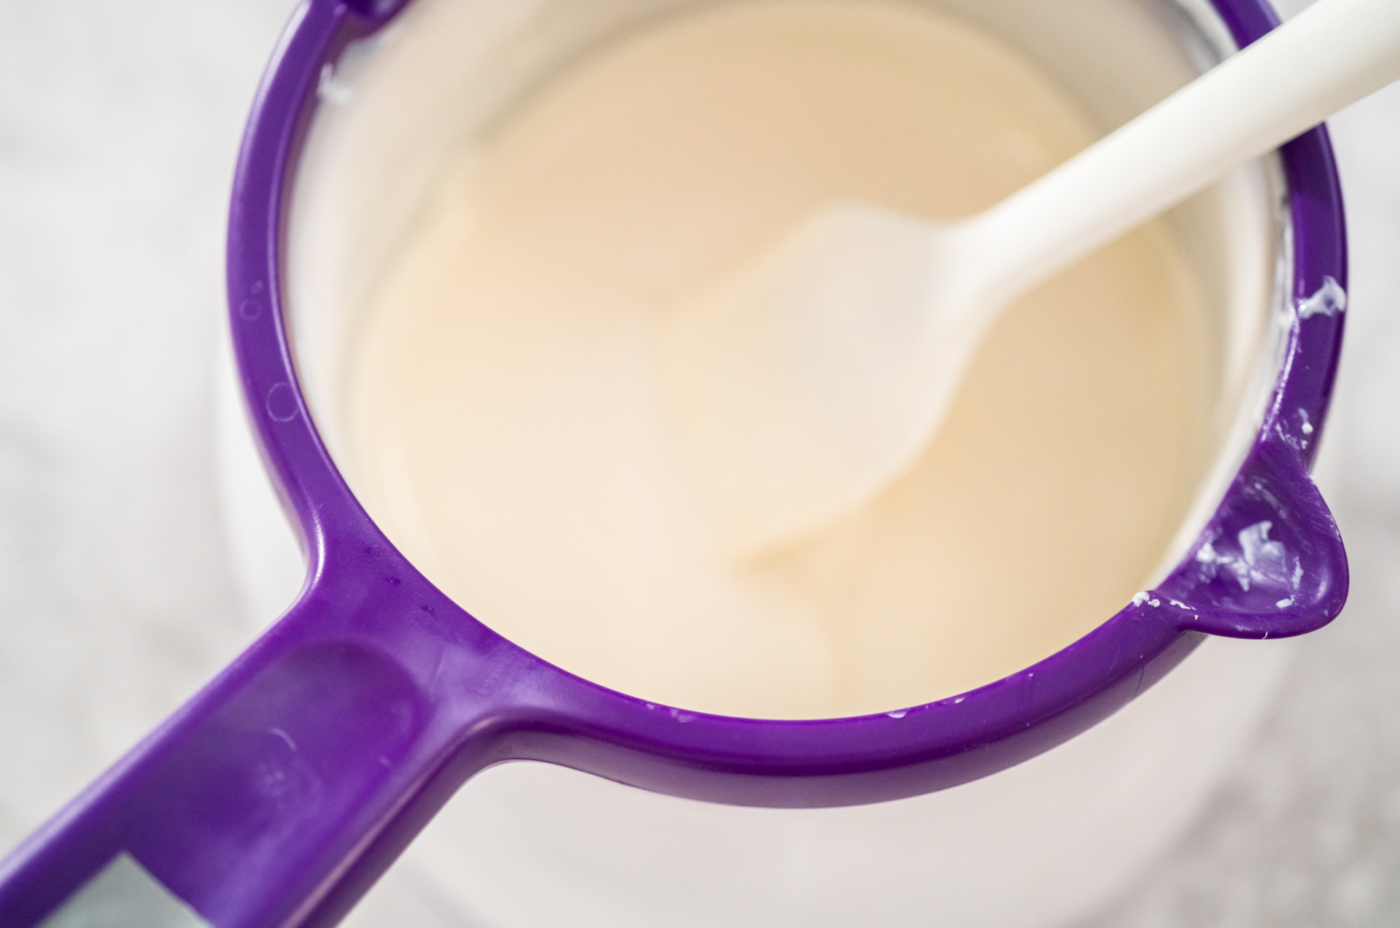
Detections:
[0, 0, 1348, 926]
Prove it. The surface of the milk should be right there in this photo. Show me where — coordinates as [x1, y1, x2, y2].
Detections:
[341, 0, 1211, 719]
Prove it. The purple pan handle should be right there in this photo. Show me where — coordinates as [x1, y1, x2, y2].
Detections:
[0, 559, 516, 928]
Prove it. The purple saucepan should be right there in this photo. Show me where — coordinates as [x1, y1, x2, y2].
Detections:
[0, 0, 1347, 925]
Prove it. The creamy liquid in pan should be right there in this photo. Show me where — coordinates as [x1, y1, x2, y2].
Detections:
[342, 0, 1210, 719]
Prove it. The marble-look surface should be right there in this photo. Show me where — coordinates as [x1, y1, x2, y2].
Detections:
[1, 0, 1397, 925]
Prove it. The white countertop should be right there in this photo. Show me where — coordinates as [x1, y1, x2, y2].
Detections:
[1, 1, 1398, 925]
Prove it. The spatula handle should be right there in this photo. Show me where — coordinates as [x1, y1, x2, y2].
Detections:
[967, 0, 1400, 305]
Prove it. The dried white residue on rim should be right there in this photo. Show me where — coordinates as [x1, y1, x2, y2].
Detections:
[1195, 520, 1302, 599]
[1297, 276, 1347, 319]
[317, 63, 354, 106]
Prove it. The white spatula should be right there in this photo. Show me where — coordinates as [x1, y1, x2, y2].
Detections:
[663, 0, 1400, 558]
